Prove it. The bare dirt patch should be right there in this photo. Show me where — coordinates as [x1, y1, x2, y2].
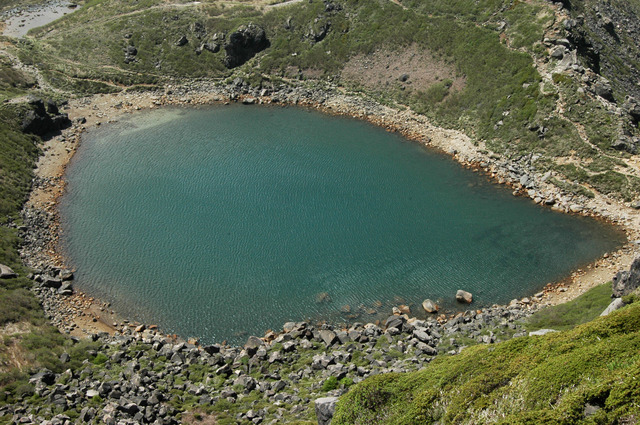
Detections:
[0, 322, 32, 372]
[341, 44, 465, 96]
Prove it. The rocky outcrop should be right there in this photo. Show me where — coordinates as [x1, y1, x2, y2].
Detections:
[21, 97, 71, 136]
[123, 45, 137, 64]
[612, 258, 640, 297]
[223, 23, 269, 68]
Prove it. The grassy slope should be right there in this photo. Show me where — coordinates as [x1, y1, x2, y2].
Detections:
[334, 299, 640, 425]
[0, 60, 75, 398]
[525, 283, 614, 332]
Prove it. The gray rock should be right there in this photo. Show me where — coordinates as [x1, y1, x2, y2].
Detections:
[41, 276, 62, 289]
[234, 375, 256, 392]
[245, 335, 263, 354]
[0, 263, 17, 279]
[59, 269, 74, 281]
[202, 42, 220, 53]
[613, 258, 640, 297]
[413, 329, 431, 343]
[594, 81, 614, 101]
[384, 315, 404, 330]
[319, 329, 338, 346]
[315, 396, 339, 425]
[601, 298, 625, 316]
[550, 46, 566, 59]
[57, 282, 73, 296]
[584, 403, 601, 418]
[555, 50, 578, 71]
[29, 369, 55, 386]
[456, 290, 473, 304]
[611, 135, 638, 154]
[86, 389, 99, 398]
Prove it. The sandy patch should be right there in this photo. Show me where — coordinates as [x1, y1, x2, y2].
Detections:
[341, 44, 465, 96]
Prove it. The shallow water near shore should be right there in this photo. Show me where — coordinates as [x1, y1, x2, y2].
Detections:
[2, 1, 76, 38]
[60, 104, 625, 344]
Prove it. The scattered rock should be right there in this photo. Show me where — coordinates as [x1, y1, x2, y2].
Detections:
[0, 263, 17, 279]
[315, 396, 338, 425]
[456, 290, 473, 304]
[422, 299, 438, 313]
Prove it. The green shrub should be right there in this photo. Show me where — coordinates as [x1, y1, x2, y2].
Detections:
[334, 301, 640, 425]
[322, 376, 339, 392]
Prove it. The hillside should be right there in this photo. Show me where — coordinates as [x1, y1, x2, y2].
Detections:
[0, 0, 638, 423]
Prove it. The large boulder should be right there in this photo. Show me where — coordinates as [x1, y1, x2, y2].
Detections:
[319, 329, 338, 346]
[612, 258, 640, 297]
[601, 298, 625, 316]
[315, 396, 339, 425]
[223, 23, 270, 69]
[422, 299, 438, 313]
[21, 97, 71, 136]
[0, 264, 17, 279]
[594, 81, 614, 101]
[456, 289, 473, 304]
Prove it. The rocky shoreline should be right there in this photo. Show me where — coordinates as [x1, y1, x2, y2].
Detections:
[8, 78, 639, 423]
[4, 290, 546, 424]
[19, 78, 640, 339]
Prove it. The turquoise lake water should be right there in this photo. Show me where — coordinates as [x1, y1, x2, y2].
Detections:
[60, 105, 625, 344]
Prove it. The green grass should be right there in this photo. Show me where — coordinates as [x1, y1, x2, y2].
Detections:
[333, 301, 640, 425]
[526, 283, 614, 332]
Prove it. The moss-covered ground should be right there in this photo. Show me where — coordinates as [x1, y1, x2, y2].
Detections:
[334, 299, 640, 425]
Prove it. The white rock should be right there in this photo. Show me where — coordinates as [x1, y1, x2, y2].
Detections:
[528, 329, 558, 336]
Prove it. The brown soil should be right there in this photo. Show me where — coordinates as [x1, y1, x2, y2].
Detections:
[0, 322, 32, 372]
[341, 44, 465, 95]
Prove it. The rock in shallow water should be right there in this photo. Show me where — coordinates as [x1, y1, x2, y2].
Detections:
[456, 290, 473, 304]
[422, 299, 438, 313]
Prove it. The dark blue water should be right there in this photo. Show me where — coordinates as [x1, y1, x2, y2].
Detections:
[60, 105, 625, 343]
